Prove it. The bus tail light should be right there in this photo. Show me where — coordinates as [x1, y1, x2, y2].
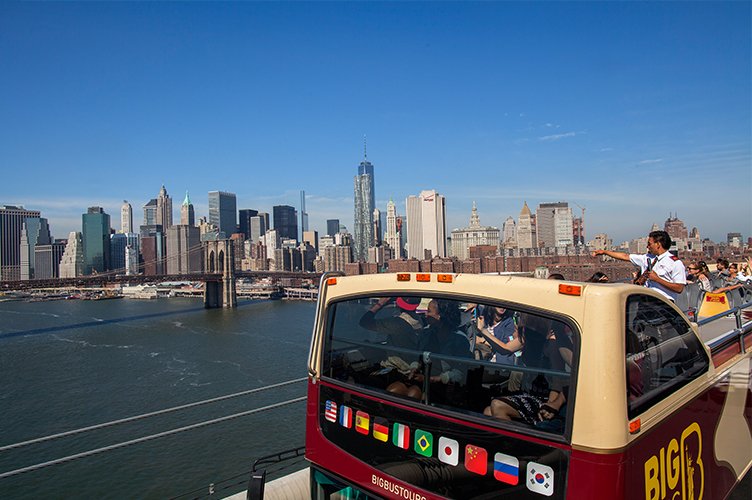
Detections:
[629, 418, 641, 434]
[558, 284, 582, 296]
[327, 278, 338, 286]
[397, 274, 411, 282]
[437, 274, 453, 283]
[416, 274, 431, 282]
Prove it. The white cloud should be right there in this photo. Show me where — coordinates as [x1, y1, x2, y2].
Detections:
[538, 131, 577, 142]
[637, 158, 663, 165]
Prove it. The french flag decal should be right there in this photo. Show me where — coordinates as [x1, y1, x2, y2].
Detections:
[339, 405, 352, 428]
[493, 453, 519, 485]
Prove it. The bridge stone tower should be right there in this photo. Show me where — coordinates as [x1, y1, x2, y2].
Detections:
[203, 239, 237, 308]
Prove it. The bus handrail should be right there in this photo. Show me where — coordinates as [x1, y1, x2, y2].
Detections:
[699, 298, 752, 355]
[330, 337, 571, 379]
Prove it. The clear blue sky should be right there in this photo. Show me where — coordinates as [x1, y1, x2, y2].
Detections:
[1, 2, 749, 244]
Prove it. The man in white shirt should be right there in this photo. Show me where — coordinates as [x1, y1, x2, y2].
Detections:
[592, 230, 686, 302]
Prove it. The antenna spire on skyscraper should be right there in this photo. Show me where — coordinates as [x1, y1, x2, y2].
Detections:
[363, 134, 367, 160]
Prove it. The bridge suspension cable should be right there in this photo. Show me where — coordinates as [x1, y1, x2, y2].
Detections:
[0, 395, 306, 480]
[0, 377, 306, 453]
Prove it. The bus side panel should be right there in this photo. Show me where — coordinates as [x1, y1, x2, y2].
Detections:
[566, 450, 625, 498]
[624, 361, 752, 500]
[308, 381, 573, 499]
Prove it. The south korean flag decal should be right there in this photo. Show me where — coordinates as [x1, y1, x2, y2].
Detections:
[526, 462, 554, 496]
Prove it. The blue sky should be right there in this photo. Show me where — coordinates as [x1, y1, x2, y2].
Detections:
[1, 2, 750, 244]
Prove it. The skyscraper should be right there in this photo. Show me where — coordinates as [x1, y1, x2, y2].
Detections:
[372, 208, 382, 247]
[353, 147, 375, 262]
[502, 216, 517, 247]
[300, 190, 308, 240]
[167, 225, 201, 274]
[273, 205, 298, 241]
[664, 213, 689, 240]
[536, 202, 569, 248]
[208, 191, 237, 237]
[34, 239, 66, 279]
[143, 199, 158, 226]
[238, 209, 259, 239]
[82, 207, 111, 275]
[385, 200, 403, 258]
[0, 205, 41, 281]
[181, 192, 196, 226]
[20, 217, 51, 280]
[156, 185, 173, 230]
[110, 233, 139, 272]
[249, 214, 267, 243]
[516, 202, 535, 249]
[121, 200, 133, 234]
[406, 190, 446, 260]
[59, 232, 84, 278]
[326, 219, 340, 237]
[553, 206, 574, 247]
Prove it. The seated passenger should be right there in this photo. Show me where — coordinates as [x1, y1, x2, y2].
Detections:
[687, 262, 712, 292]
[473, 306, 520, 365]
[588, 271, 609, 283]
[359, 296, 424, 351]
[387, 299, 472, 400]
[483, 314, 568, 425]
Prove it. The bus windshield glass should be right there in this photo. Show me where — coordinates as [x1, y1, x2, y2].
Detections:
[322, 294, 576, 436]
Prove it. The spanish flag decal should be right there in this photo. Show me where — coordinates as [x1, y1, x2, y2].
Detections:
[355, 410, 370, 435]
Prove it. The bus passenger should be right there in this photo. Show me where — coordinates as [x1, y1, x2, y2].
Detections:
[386, 299, 471, 400]
[474, 306, 520, 365]
[687, 262, 712, 292]
[359, 296, 424, 350]
[588, 271, 609, 283]
[483, 314, 568, 425]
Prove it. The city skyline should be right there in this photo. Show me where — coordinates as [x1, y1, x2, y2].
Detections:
[1, 2, 749, 243]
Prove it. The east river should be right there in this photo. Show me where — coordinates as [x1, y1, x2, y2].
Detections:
[0, 297, 315, 499]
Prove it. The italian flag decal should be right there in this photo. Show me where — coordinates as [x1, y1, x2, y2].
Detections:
[392, 423, 410, 449]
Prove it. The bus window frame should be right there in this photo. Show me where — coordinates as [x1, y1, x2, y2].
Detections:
[624, 293, 710, 420]
[318, 291, 582, 445]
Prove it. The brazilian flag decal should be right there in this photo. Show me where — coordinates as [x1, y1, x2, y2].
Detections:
[414, 429, 433, 457]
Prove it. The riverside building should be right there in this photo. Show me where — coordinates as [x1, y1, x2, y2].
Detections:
[0, 205, 40, 281]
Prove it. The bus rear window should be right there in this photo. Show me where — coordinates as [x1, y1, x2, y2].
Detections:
[322, 295, 576, 435]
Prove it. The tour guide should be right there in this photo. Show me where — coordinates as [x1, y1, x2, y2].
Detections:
[591, 230, 686, 302]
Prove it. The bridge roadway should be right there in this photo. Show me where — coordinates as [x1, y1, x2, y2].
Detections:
[0, 270, 324, 291]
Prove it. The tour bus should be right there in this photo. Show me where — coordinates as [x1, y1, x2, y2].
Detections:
[305, 272, 752, 499]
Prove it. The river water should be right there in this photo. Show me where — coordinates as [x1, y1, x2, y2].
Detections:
[0, 297, 316, 499]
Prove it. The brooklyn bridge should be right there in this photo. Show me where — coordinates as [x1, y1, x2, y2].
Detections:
[1, 239, 322, 308]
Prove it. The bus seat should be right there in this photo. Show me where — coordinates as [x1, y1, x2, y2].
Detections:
[698, 291, 731, 318]
[685, 282, 702, 313]
[674, 285, 690, 314]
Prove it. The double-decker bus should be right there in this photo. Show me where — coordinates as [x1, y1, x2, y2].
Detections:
[304, 272, 752, 499]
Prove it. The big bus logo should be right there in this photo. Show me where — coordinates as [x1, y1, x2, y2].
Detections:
[644, 422, 704, 500]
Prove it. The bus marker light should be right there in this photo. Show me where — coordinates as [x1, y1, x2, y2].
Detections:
[558, 284, 582, 296]
[629, 418, 641, 434]
[326, 278, 338, 286]
[437, 274, 453, 283]
[416, 274, 431, 282]
[397, 273, 411, 282]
